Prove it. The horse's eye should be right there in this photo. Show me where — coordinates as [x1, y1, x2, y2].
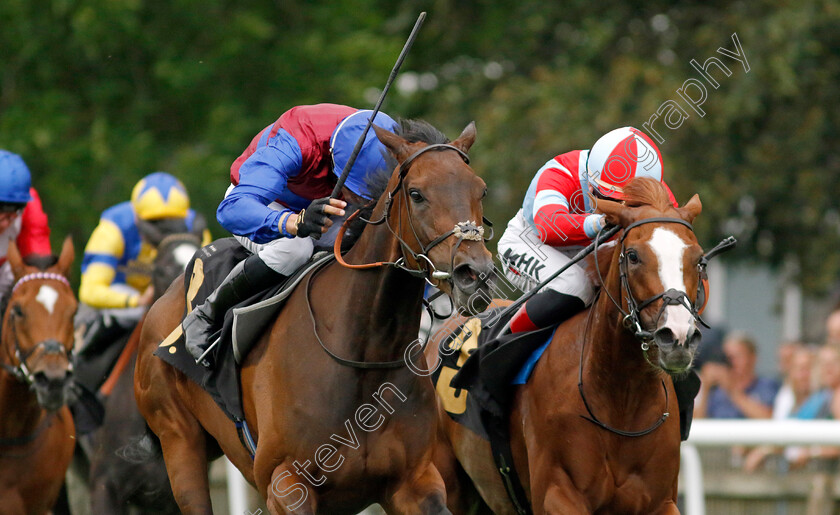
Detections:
[481, 188, 488, 200]
[626, 249, 640, 264]
[408, 189, 424, 203]
[11, 304, 24, 318]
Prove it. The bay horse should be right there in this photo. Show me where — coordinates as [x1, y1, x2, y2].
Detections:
[430, 178, 705, 514]
[84, 232, 202, 514]
[0, 237, 77, 514]
[135, 119, 495, 514]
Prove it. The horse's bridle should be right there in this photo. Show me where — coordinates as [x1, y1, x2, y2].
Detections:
[0, 273, 74, 385]
[581, 217, 733, 437]
[314, 142, 492, 369]
[334, 143, 492, 286]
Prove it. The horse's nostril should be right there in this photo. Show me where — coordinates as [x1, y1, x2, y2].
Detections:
[453, 264, 480, 290]
[654, 327, 676, 348]
[687, 327, 702, 348]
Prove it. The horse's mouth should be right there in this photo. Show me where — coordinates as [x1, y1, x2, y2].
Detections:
[450, 280, 494, 316]
[657, 349, 695, 375]
[32, 372, 74, 412]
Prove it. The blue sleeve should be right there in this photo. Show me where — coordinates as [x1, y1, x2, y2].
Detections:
[754, 377, 781, 408]
[217, 130, 302, 243]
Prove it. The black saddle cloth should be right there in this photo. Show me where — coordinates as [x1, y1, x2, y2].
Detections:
[154, 237, 333, 422]
[432, 307, 555, 439]
[432, 306, 701, 441]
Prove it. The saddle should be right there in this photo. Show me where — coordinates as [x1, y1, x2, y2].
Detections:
[433, 307, 701, 440]
[154, 237, 334, 421]
[432, 308, 556, 438]
[433, 307, 701, 514]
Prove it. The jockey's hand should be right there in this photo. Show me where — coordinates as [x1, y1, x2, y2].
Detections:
[294, 197, 346, 239]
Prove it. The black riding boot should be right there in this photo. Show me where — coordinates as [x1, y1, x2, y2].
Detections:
[508, 290, 586, 334]
[184, 254, 283, 365]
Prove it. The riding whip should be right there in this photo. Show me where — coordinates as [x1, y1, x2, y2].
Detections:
[496, 224, 622, 322]
[330, 11, 427, 199]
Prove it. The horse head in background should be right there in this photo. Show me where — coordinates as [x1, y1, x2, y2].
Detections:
[0, 237, 77, 514]
[2, 237, 77, 410]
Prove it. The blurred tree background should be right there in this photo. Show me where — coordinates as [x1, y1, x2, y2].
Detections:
[1, 0, 838, 293]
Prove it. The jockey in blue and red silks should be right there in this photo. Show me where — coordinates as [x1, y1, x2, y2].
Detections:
[498, 127, 679, 334]
[184, 103, 399, 364]
[0, 151, 52, 307]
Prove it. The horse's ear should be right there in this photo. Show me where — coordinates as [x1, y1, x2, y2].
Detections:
[451, 121, 476, 154]
[594, 195, 633, 227]
[373, 124, 412, 162]
[6, 241, 25, 279]
[677, 194, 702, 224]
[55, 236, 75, 277]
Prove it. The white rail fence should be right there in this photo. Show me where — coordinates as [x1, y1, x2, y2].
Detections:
[682, 419, 840, 515]
[224, 420, 840, 514]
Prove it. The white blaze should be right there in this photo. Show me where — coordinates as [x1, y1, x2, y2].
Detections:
[36, 285, 59, 315]
[647, 228, 694, 342]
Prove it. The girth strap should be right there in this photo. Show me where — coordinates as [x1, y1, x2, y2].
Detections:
[483, 411, 533, 515]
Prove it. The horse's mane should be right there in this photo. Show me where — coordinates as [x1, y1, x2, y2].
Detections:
[621, 177, 674, 211]
[584, 178, 676, 283]
[343, 119, 451, 250]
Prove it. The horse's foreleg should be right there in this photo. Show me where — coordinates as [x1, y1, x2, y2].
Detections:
[383, 462, 451, 515]
[156, 426, 213, 515]
[653, 500, 680, 514]
[539, 481, 590, 515]
[260, 462, 317, 515]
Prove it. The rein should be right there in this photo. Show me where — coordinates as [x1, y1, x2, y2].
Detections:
[582, 218, 735, 437]
[576, 301, 670, 437]
[333, 143, 490, 286]
[308, 142, 489, 369]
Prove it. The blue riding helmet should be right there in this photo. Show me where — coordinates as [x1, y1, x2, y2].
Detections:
[330, 110, 399, 200]
[0, 150, 33, 204]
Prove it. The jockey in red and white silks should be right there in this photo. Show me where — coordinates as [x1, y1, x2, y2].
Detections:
[0, 151, 51, 307]
[498, 127, 678, 334]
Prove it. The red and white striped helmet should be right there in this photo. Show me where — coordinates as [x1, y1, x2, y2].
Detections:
[586, 127, 663, 200]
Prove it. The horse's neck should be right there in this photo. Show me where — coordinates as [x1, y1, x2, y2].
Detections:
[335, 220, 426, 358]
[583, 256, 662, 391]
[0, 370, 44, 439]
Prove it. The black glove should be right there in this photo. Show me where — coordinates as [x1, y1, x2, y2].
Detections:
[295, 197, 332, 239]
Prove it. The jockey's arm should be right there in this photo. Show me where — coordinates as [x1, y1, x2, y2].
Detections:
[16, 188, 51, 257]
[218, 143, 301, 243]
[79, 219, 139, 309]
[532, 171, 605, 247]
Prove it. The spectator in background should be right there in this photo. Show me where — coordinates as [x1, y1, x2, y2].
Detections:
[786, 344, 840, 468]
[825, 308, 840, 346]
[695, 331, 780, 419]
[772, 341, 807, 421]
[744, 345, 815, 471]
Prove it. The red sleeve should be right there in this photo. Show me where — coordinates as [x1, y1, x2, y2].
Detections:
[532, 166, 595, 247]
[17, 188, 52, 257]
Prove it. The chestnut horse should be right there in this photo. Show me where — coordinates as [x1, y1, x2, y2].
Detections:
[431, 178, 705, 514]
[0, 238, 77, 514]
[135, 120, 495, 514]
